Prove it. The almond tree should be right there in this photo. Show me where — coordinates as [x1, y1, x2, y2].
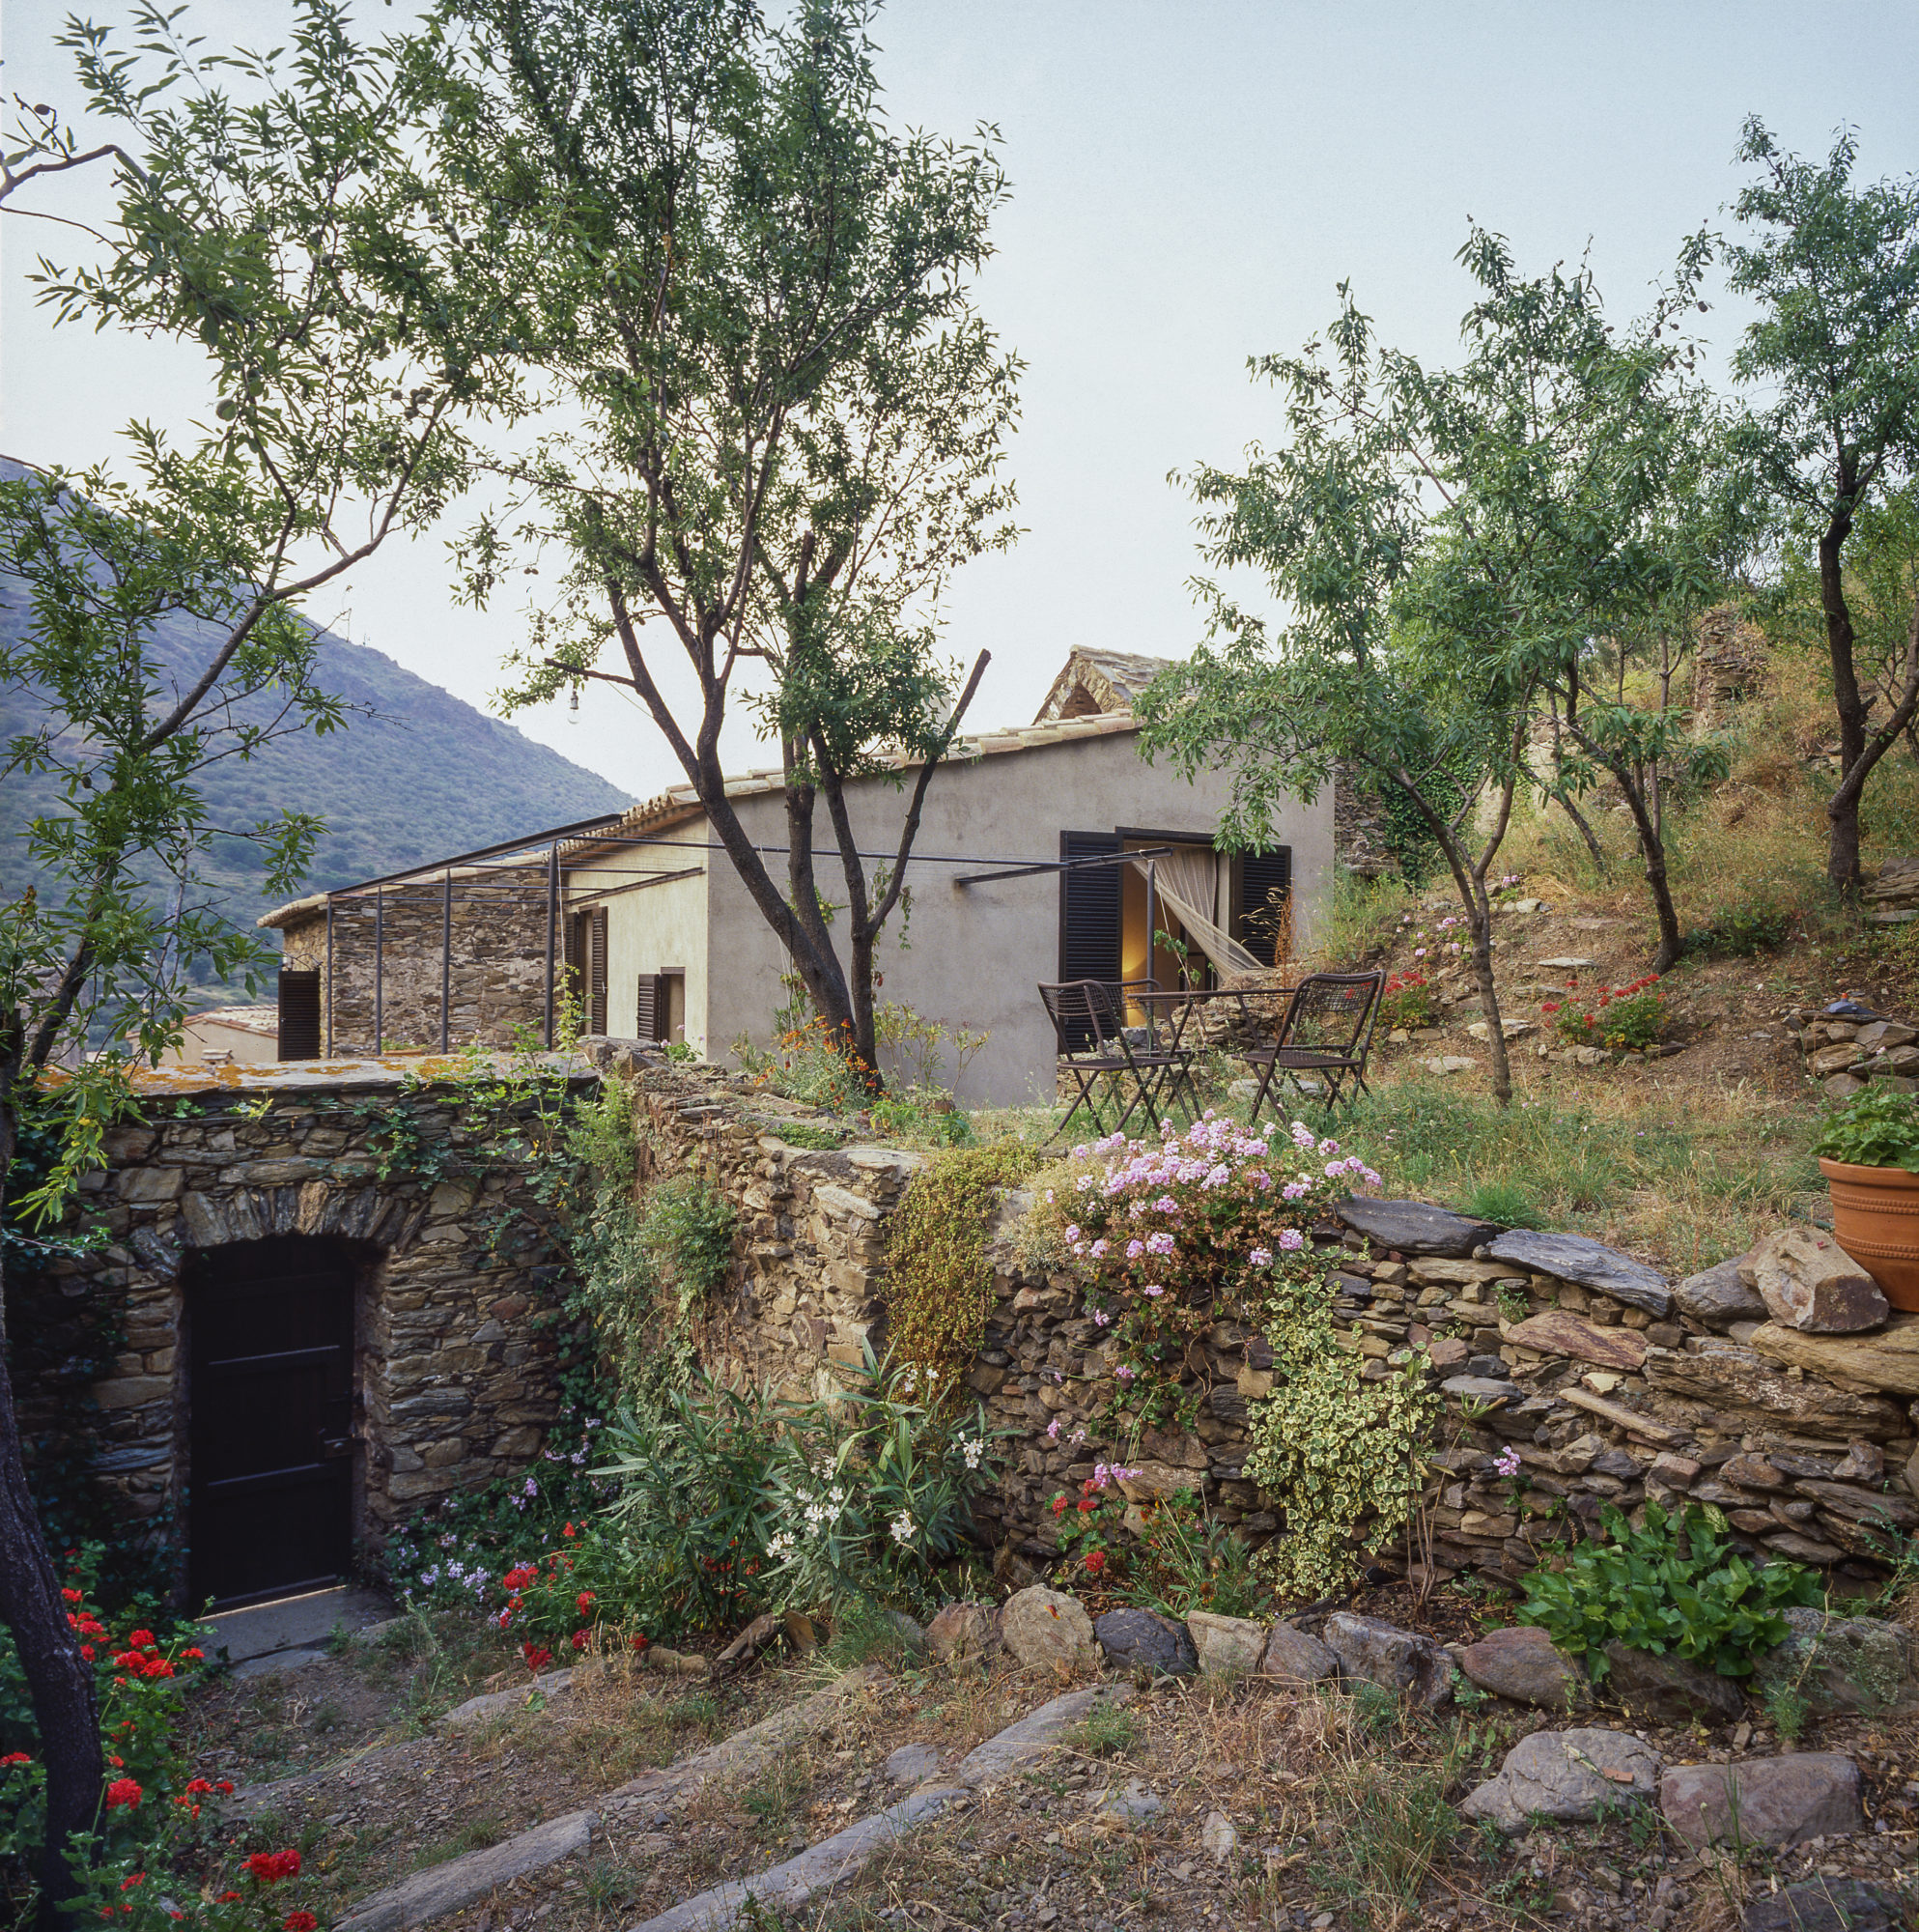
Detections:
[435, 0, 1020, 1077]
[0, 7, 509, 1909]
[1726, 122, 1919, 892]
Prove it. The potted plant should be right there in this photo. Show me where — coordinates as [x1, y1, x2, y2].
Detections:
[1810, 1086, 1919, 1311]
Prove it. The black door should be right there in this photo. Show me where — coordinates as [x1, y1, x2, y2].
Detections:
[187, 1236, 355, 1608]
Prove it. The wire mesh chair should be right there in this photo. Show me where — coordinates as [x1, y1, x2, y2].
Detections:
[1233, 969, 1384, 1122]
[1038, 978, 1192, 1139]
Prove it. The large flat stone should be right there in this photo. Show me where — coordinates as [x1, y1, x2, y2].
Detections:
[1454, 1626, 1589, 1710]
[1186, 1611, 1264, 1676]
[1092, 1608, 1196, 1677]
[1336, 1198, 1504, 1258]
[1503, 1310, 1647, 1371]
[1486, 1231, 1672, 1316]
[1748, 1314, 1919, 1399]
[999, 1586, 1098, 1673]
[1675, 1258, 1766, 1329]
[335, 1808, 595, 1932]
[1742, 1878, 1912, 1932]
[1459, 1727, 1660, 1833]
[1260, 1621, 1339, 1684]
[1659, 1754, 1863, 1849]
[1740, 1229, 1891, 1334]
[1644, 1344, 1908, 1438]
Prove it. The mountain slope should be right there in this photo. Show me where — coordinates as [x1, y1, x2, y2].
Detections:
[0, 458, 633, 987]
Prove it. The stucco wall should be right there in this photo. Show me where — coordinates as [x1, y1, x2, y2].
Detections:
[693, 730, 1332, 1107]
[573, 824, 713, 1048]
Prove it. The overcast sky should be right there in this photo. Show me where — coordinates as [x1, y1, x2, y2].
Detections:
[6, 1, 1917, 799]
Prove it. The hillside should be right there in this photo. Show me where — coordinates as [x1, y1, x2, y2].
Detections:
[0, 458, 633, 996]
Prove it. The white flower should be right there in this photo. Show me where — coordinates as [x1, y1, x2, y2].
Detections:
[768, 1531, 796, 1559]
[889, 1511, 916, 1545]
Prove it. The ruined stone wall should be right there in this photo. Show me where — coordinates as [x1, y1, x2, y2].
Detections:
[612, 1052, 1919, 1580]
[29, 1062, 590, 1575]
[279, 866, 553, 1055]
[1332, 761, 1395, 880]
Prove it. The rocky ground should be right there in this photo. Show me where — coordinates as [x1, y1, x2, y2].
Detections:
[177, 1578, 1919, 1932]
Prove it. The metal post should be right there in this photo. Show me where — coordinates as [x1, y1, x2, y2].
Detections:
[545, 843, 558, 1048]
[374, 887, 384, 1057]
[440, 868, 452, 1052]
[1144, 860, 1156, 1001]
[325, 900, 334, 1057]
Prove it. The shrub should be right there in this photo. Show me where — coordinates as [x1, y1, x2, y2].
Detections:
[1376, 969, 1434, 1030]
[735, 1015, 875, 1112]
[1514, 1499, 1822, 1679]
[1460, 1178, 1542, 1230]
[884, 1141, 1037, 1397]
[1120, 1488, 1269, 1621]
[1544, 975, 1666, 1052]
[1682, 896, 1796, 959]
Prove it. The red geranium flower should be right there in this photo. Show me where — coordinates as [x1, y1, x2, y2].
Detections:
[1077, 1498, 1096, 1514]
[1050, 1496, 1067, 1516]
[120, 1874, 144, 1891]
[215, 1780, 234, 1796]
[62, 1588, 82, 1605]
[576, 1591, 594, 1614]
[630, 1634, 650, 1652]
[218, 1894, 242, 1905]
[1, 1752, 31, 1767]
[245, 1850, 300, 1884]
[1083, 1549, 1107, 1577]
[103, 1778, 142, 1809]
[181, 1647, 204, 1662]
[521, 1642, 552, 1673]
[571, 1630, 589, 1650]
[286, 1914, 319, 1932]
[185, 1778, 213, 1796]
[80, 1645, 96, 1662]
[127, 1631, 155, 1650]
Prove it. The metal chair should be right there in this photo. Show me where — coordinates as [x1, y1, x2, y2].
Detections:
[1233, 970, 1384, 1121]
[1038, 978, 1192, 1139]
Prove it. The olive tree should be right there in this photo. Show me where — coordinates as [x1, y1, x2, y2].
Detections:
[436, 0, 1020, 1077]
[1, 5, 507, 1908]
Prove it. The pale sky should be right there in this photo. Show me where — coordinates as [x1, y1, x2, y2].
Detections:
[5, 1, 1917, 799]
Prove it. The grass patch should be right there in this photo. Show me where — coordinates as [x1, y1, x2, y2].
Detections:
[738, 1749, 813, 1844]
[1070, 1701, 1143, 1758]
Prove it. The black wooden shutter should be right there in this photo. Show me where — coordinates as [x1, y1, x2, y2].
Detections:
[635, 974, 657, 1042]
[276, 969, 322, 1061]
[1230, 848, 1293, 967]
[589, 907, 608, 1035]
[1058, 831, 1122, 985]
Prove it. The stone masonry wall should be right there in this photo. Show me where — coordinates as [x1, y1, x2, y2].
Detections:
[30, 1060, 590, 1577]
[279, 865, 552, 1055]
[608, 1050, 1919, 1580]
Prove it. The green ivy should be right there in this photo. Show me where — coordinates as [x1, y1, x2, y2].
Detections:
[1514, 1499, 1823, 1678]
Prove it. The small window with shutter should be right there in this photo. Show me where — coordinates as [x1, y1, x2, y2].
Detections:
[1229, 849, 1293, 968]
[1058, 831, 1121, 984]
[277, 969, 322, 1061]
[588, 907, 608, 1036]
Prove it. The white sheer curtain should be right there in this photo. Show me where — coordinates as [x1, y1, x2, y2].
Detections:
[1129, 848, 1266, 977]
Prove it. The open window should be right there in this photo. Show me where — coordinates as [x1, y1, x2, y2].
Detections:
[635, 967, 685, 1044]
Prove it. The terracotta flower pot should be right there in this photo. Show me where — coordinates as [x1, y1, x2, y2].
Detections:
[1818, 1156, 1919, 1313]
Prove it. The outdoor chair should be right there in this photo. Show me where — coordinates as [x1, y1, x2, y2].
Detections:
[1233, 969, 1384, 1122]
[1038, 978, 1195, 1139]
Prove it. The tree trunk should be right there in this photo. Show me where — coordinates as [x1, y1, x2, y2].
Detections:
[0, 1098, 105, 1926]
[1820, 495, 1868, 892]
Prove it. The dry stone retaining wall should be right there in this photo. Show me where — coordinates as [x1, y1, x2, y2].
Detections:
[609, 1053, 1919, 1578]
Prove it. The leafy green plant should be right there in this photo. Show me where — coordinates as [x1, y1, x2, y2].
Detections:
[1544, 976, 1667, 1052]
[1119, 1489, 1270, 1621]
[1376, 970, 1435, 1030]
[1811, 1084, 1919, 1173]
[1514, 1500, 1822, 1679]
[1462, 1179, 1543, 1231]
[1682, 896, 1796, 959]
[1070, 1702, 1142, 1758]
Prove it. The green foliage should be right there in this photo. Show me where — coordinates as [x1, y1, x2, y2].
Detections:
[1245, 1258, 1440, 1602]
[1460, 1179, 1544, 1232]
[1376, 970, 1435, 1030]
[1811, 1084, 1919, 1174]
[884, 1141, 1037, 1398]
[1069, 1703, 1142, 1758]
[1514, 1500, 1823, 1679]
[1545, 976, 1668, 1052]
[737, 1016, 879, 1114]
[1118, 1489, 1269, 1622]
[1681, 893, 1797, 959]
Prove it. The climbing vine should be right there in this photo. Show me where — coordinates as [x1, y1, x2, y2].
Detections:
[884, 1141, 1039, 1400]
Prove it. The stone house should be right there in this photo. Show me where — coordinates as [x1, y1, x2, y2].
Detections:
[261, 653, 1335, 1107]
[31, 1055, 591, 1609]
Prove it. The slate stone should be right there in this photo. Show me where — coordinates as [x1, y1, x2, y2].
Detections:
[1336, 1197, 1504, 1258]
[1602, 1643, 1745, 1726]
[925, 1601, 996, 1662]
[1741, 1228, 1891, 1334]
[885, 1742, 941, 1785]
[1748, 1607, 1919, 1718]
[1442, 1375, 1524, 1407]
[1087, 1778, 1162, 1823]
[1742, 1878, 1912, 1932]
[1322, 1612, 1453, 1710]
[1260, 1621, 1339, 1684]
[1659, 1753, 1863, 1849]
[1453, 1625, 1589, 1711]
[1503, 1310, 1648, 1371]
[1092, 1608, 1197, 1677]
[1486, 1231, 1673, 1317]
[1675, 1258, 1767, 1330]
[1458, 1726, 1661, 1833]
[999, 1586, 1098, 1672]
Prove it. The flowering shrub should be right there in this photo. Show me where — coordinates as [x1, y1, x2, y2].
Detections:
[1038, 1113, 1379, 1431]
[1046, 1464, 1141, 1585]
[1543, 976, 1666, 1052]
[1376, 970, 1434, 1030]
[0, 1563, 313, 1932]
[734, 1015, 876, 1112]
[1119, 1487, 1268, 1621]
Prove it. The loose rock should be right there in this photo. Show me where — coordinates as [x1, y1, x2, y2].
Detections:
[1747, 1607, 1919, 1718]
[1453, 1625, 1589, 1711]
[1486, 1231, 1673, 1317]
[1748, 1313, 1919, 1399]
[885, 1743, 940, 1785]
[1742, 1878, 1912, 1932]
[1186, 1611, 1265, 1677]
[1602, 1643, 1744, 1726]
[999, 1587, 1098, 1673]
[1740, 1228, 1891, 1334]
[1200, 1809, 1238, 1861]
[1335, 1198, 1504, 1258]
[1260, 1621, 1339, 1684]
[1087, 1778, 1162, 1824]
[1659, 1752, 1863, 1849]
[1322, 1612, 1453, 1710]
[1458, 1727, 1660, 1833]
[1675, 1257, 1767, 1329]
[1092, 1608, 1197, 1678]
